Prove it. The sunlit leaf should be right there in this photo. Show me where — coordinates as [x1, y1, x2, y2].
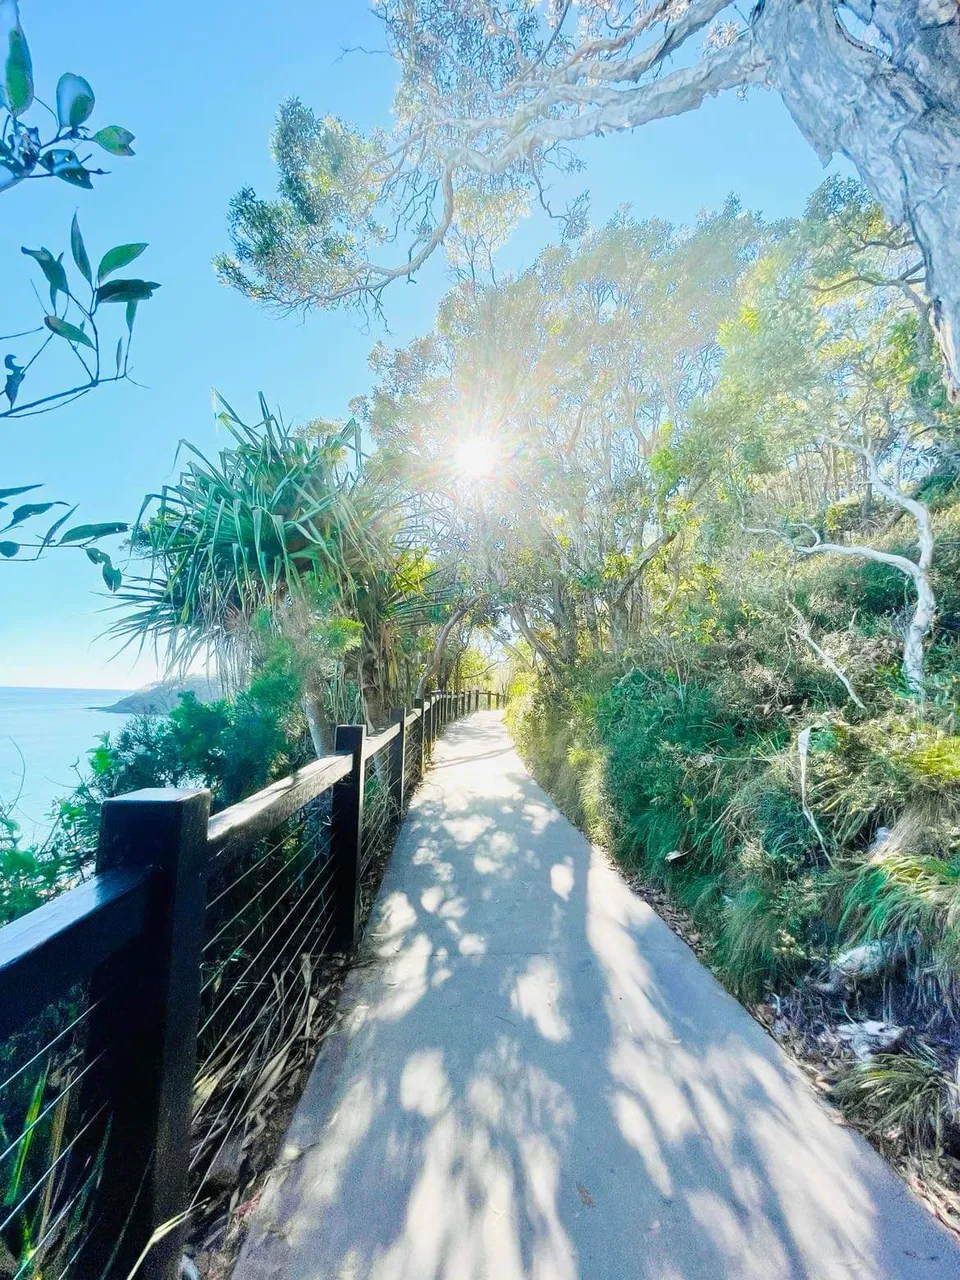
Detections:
[96, 242, 147, 282]
[70, 213, 92, 284]
[55, 72, 95, 128]
[92, 125, 134, 157]
[2, 18, 32, 115]
[44, 315, 94, 348]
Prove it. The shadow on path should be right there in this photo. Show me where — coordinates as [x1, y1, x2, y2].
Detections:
[235, 713, 959, 1280]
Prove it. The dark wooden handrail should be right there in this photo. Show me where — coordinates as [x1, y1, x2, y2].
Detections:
[0, 866, 154, 1038]
[206, 752, 352, 875]
[365, 719, 401, 757]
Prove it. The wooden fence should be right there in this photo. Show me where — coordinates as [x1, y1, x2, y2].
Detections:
[0, 688, 503, 1279]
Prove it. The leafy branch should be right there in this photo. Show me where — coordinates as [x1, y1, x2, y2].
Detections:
[0, 0, 135, 195]
[2, 214, 158, 419]
[0, 483, 128, 588]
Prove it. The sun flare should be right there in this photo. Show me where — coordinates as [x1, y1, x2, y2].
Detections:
[454, 434, 498, 482]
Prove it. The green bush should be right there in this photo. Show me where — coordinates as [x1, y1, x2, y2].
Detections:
[0, 643, 313, 925]
[507, 632, 960, 1009]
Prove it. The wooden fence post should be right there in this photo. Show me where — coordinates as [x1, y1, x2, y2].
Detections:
[84, 787, 211, 1280]
[330, 725, 366, 951]
[414, 697, 426, 774]
[390, 708, 406, 814]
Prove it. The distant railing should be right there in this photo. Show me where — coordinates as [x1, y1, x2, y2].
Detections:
[0, 688, 503, 1279]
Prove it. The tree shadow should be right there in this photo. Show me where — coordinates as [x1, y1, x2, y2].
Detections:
[235, 713, 959, 1280]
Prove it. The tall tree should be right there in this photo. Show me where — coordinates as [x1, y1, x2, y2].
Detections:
[706, 180, 956, 694]
[217, 1, 960, 399]
[363, 203, 761, 664]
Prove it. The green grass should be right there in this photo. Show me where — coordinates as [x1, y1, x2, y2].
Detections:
[832, 1044, 955, 1155]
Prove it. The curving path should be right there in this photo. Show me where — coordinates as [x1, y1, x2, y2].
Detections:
[235, 711, 960, 1280]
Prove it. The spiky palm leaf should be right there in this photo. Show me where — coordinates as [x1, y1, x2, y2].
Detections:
[111, 395, 384, 680]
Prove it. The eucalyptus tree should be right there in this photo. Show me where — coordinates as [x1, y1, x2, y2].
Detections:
[218, 1, 960, 400]
[705, 180, 954, 695]
[362, 203, 762, 665]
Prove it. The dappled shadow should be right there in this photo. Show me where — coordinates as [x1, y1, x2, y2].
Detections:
[235, 712, 959, 1280]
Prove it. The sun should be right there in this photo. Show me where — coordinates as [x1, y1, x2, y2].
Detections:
[454, 434, 498, 482]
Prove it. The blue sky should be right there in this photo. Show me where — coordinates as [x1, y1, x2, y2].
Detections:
[1, 1, 842, 689]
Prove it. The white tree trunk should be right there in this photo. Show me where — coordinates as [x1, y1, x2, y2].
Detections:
[796, 441, 936, 697]
[758, 0, 960, 398]
[903, 541, 937, 695]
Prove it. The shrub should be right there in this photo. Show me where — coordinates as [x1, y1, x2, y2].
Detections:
[832, 1044, 957, 1155]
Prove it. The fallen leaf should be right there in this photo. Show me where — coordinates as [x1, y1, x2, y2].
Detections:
[577, 1183, 595, 1208]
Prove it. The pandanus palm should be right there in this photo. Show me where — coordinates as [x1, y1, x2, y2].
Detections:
[351, 550, 459, 723]
[113, 395, 385, 750]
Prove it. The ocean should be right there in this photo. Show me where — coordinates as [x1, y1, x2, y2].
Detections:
[0, 687, 133, 839]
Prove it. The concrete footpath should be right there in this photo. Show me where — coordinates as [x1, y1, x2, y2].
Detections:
[235, 712, 960, 1280]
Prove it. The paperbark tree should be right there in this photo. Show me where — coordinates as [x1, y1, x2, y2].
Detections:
[748, 439, 937, 696]
[219, 1, 960, 398]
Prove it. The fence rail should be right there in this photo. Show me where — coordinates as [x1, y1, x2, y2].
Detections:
[0, 688, 503, 1279]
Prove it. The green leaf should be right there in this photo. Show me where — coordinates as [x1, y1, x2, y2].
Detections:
[22, 247, 68, 302]
[0, 542, 19, 558]
[70, 213, 91, 284]
[95, 243, 148, 282]
[4, 502, 57, 531]
[56, 73, 95, 128]
[40, 506, 76, 550]
[95, 278, 160, 305]
[59, 521, 128, 544]
[3, 22, 33, 116]
[0, 485, 41, 501]
[39, 149, 93, 188]
[86, 543, 123, 589]
[115, 337, 123, 375]
[44, 315, 94, 349]
[3, 353, 24, 407]
[125, 300, 138, 336]
[91, 125, 134, 157]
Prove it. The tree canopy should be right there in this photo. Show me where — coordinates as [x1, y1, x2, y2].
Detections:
[218, 1, 960, 400]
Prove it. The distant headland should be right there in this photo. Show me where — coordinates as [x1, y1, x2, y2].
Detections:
[92, 675, 222, 715]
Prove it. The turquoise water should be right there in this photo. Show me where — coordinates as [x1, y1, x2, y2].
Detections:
[0, 687, 132, 838]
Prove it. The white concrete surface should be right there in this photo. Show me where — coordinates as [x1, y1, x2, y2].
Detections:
[234, 712, 960, 1279]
